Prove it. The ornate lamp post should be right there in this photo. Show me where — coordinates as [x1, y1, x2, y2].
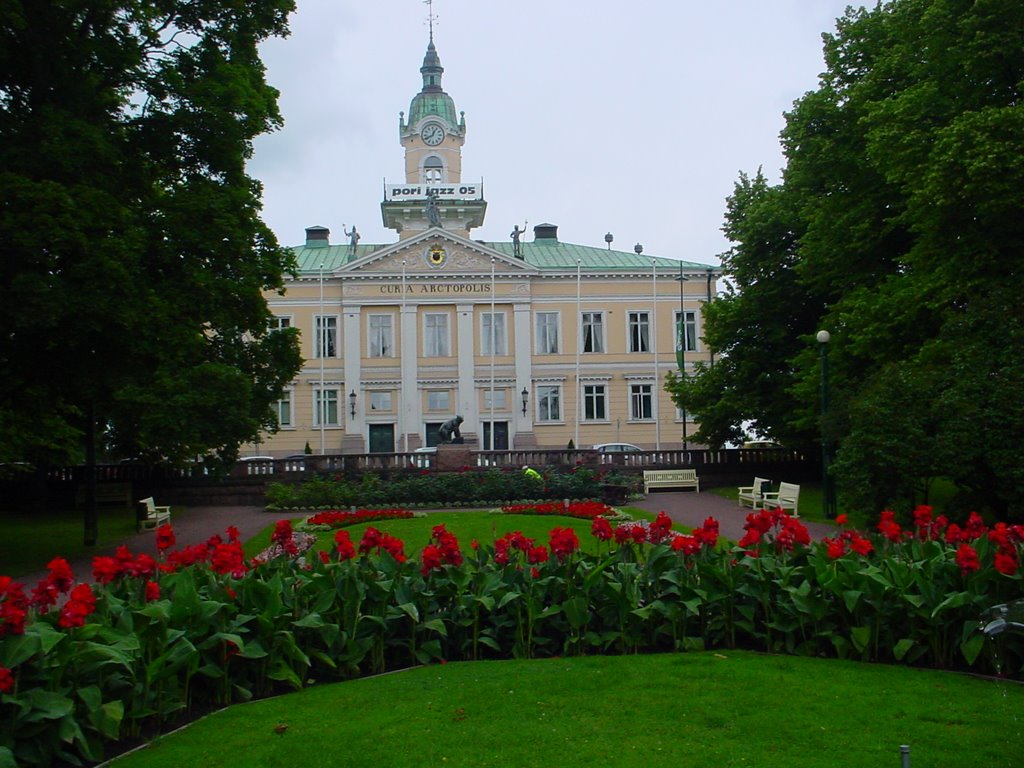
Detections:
[817, 330, 836, 519]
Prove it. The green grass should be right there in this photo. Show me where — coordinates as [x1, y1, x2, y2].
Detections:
[244, 507, 664, 559]
[0, 506, 141, 577]
[111, 651, 1024, 768]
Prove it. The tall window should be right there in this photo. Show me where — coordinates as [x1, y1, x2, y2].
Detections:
[582, 312, 604, 353]
[675, 310, 697, 352]
[628, 311, 650, 353]
[481, 312, 507, 355]
[315, 316, 338, 358]
[274, 390, 293, 428]
[583, 384, 607, 421]
[483, 388, 507, 410]
[427, 390, 450, 411]
[537, 385, 561, 422]
[424, 313, 450, 357]
[369, 314, 393, 358]
[536, 312, 559, 354]
[629, 384, 653, 420]
[314, 388, 340, 427]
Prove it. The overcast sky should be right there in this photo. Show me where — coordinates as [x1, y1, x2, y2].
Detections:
[249, 1, 864, 266]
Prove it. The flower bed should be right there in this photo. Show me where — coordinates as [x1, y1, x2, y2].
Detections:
[499, 500, 619, 520]
[0, 506, 1021, 766]
[297, 508, 419, 532]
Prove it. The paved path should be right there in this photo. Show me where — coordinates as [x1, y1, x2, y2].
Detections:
[633, 490, 837, 542]
[20, 493, 837, 588]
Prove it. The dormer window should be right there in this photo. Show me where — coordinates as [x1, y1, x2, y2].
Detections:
[423, 155, 444, 184]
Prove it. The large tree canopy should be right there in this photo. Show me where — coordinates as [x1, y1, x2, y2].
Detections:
[0, 1, 302, 480]
[669, 0, 1024, 519]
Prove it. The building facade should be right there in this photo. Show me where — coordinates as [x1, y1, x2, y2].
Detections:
[251, 37, 720, 457]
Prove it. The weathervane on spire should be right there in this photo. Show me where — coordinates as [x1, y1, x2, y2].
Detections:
[424, 0, 436, 42]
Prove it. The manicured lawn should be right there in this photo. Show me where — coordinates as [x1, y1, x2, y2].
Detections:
[0, 506, 140, 577]
[111, 651, 1024, 768]
[243, 506, 665, 559]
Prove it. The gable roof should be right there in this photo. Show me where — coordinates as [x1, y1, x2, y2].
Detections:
[289, 235, 717, 276]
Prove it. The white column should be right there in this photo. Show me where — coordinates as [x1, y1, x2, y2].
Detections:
[343, 303, 362, 438]
[513, 303, 532, 431]
[456, 303, 476, 433]
[400, 287, 418, 447]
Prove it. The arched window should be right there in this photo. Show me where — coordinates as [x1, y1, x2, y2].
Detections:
[423, 155, 443, 184]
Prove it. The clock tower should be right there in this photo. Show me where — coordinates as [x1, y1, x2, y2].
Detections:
[382, 36, 486, 237]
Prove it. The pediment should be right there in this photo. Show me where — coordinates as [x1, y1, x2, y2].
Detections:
[337, 229, 537, 277]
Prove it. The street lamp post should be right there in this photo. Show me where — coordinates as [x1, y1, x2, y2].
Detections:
[678, 266, 688, 450]
[817, 330, 836, 519]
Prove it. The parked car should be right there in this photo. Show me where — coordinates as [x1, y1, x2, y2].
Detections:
[592, 442, 643, 454]
[742, 440, 781, 449]
[592, 442, 645, 465]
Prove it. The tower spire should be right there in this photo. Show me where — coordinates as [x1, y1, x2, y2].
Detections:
[425, 0, 435, 44]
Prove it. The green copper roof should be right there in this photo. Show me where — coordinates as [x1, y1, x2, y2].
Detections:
[488, 241, 710, 272]
[408, 41, 459, 127]
[289, 240, 714, 275]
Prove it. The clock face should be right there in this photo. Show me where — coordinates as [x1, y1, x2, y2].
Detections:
[421, 123, 445, 146]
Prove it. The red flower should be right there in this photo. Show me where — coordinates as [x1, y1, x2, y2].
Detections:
[271, 520, 298, 556]
[849, 533, 874, 557]
[226, 526, 241, 543]
[92, 556, 121, 584]
[420, 544, 443, 577]
[877, 510, 903, 542]
[0, 665, 14, 694]
[671, 534, 700, 556]
[649, 512, 673, 544]
[964, 512, 987, 540]
[549, 527, 579, 560]
[211, 542, 247, 577]
[944, 524, 964, 544]
[155, 524, 176, 553]
[144, 581, 161, 601]
[29, 578, 60, 611]
[835, 513, 848, 526]
[527, 545, 549, 565]
[824, 537, 846, 560]
[694, 517, 719, 549]
[59, 584, 97, 629]
[955, 544, 981, 575]
[591, 516, 613, 541]
[994, 551, 1018, 576]
[128, 553, 157, 579]
[334, 529, 356, 560]
[46, 557, 74, 593]
[0, 578, 28, 638]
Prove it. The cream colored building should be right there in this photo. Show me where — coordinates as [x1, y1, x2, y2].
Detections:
[251, 37, 719, 456]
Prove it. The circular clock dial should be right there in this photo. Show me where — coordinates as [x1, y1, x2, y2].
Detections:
[421, 123, 445, 146]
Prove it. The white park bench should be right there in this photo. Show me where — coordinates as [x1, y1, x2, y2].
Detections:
[759, 482, 800, 517]
[643, 469, 700, 494]
[737, 477, 771, 509]
[136, 497, 171, 533]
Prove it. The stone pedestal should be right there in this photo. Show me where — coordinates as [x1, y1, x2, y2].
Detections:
[436, 443, 474, 471]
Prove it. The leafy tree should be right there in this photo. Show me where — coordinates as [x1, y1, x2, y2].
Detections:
[671, 0, 1024, 518]
[0, 2, 302, 536]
